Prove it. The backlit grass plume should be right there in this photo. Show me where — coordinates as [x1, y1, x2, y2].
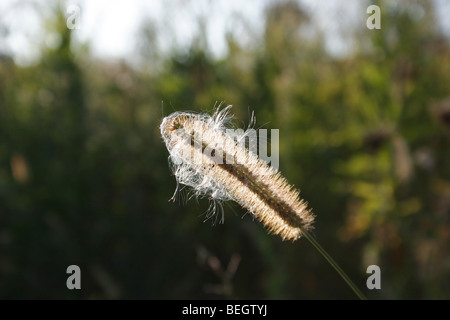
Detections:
[160, 105, 313, 241]
[160, 105, 367, 299]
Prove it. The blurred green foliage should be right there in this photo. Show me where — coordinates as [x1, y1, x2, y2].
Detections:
[0, 1, 449, 299]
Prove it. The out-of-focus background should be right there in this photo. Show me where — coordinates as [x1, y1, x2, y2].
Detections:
[0, 0, 449, 299]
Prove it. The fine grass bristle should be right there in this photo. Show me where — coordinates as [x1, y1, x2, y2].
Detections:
[160, 105, 314, 241]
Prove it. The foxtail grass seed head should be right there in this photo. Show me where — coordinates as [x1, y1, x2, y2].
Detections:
[160, 105, 314, 241]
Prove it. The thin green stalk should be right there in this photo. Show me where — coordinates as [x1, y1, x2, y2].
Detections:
[302, 229, 368, 300]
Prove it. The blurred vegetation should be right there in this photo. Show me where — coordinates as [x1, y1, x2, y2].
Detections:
[0, 0, 449, 299]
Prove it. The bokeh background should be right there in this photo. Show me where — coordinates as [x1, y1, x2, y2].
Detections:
[1, 0, 449, 299]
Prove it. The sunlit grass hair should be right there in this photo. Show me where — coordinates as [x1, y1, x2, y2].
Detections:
[160, 105, 313, 241]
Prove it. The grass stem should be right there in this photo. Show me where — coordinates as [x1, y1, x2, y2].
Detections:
[302, 229, 368, 300]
